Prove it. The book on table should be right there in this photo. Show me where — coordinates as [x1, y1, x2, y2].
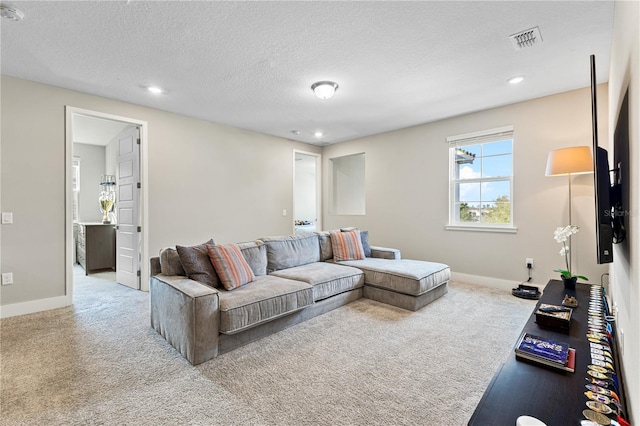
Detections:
[514, 332, 576, 373]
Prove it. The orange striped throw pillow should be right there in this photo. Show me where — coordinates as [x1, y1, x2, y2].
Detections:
[329, 230, 365, 261]
[206, 244, 256, 290]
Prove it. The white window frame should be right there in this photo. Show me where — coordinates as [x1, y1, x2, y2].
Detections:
[446, 126, 517, 233]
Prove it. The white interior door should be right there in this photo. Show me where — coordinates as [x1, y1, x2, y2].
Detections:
[293, 151, 321, 233]
[116, 126, 140, 289]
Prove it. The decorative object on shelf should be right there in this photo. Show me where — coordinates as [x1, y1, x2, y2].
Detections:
[99, 175, 116, 224]
[553, 225, 588, 288]
[535, 303, 573, 330]
[562, 294, 578, 307]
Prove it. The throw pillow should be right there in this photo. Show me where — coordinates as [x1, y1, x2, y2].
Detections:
[339, 228, 372, 257]
[207, 244, 256, 290]
[159, 247, 186, 276]
[359, 230, 372, 258]
[330, 230, 365, 261]
[176, 239, 220, 288]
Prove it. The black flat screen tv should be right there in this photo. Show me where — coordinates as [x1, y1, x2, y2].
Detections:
[590, 54, 614, 264]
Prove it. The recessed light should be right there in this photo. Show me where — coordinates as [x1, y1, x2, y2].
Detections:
[147, 86, 164, 94]
[0, 5, 24, 21]
[314, 131, 323, 138]
[508, 75, 525, 85]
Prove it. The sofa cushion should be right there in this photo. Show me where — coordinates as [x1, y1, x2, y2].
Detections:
[359, 230, 372, 257]
[176, 239, 220, 288]
[330, 230, 365, 261]
[340, 228, 371, 257]
[217, 275, 313, 334]
[339, 258, 450, 296]
[237, 240, 267, 276]
[260, 234, 320, 273]
[318, 229, 371, 260]
[317, 231, 333, 262]
[270, 262, 364, 301]
[207, 244, 255, 291]
[159, 247, 186, 276]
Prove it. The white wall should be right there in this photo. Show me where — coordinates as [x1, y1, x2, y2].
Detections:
[609, 0, 639, 421]
[322, 85, 610, 289]
[0, 75, 320, 310]
[330, 153, 366, 215]
[73, 143, 105, 223]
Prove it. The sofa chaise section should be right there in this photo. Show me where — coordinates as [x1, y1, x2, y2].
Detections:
[339, 258, 451, 311]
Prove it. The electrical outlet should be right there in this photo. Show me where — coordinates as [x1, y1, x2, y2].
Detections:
[525, 258, 534, 268]
[1, 272, 13, 285]
[282, 209, 287, 216]
[1, 212, 13, 224]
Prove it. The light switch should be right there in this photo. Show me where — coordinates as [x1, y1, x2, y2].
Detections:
[282, 209, 287, 217]
[1, 212, 13, 224]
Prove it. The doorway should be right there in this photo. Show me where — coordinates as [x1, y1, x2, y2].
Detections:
[293, 151, 321, 234]
[65, 107, 149, 302]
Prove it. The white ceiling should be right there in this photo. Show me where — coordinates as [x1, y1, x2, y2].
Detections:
[73, 115, 132, 146]
[1, 1, 614, 146]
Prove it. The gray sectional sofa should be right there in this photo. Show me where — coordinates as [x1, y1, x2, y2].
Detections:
[150, 231, 450, 365]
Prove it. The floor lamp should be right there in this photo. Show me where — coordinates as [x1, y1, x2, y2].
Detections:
[545, 146, 594, 271]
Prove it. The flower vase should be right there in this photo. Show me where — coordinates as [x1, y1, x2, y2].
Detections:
[562, 276, 577, 290]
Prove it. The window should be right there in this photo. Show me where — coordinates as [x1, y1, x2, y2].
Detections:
[447, 126, 515, 231]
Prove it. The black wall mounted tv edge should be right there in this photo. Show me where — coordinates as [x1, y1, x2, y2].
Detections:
[591, 54, 614, 264]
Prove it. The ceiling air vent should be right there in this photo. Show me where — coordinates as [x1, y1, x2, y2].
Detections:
[509, 27, 542, 50]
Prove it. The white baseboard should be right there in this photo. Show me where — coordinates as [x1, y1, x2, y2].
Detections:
[0, 295, 71, 319]
[451, 272, 543, 292]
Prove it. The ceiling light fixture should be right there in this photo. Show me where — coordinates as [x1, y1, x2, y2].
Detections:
[508, 76, 525, 85]
[0, 5, 24, 21]
[311, 81, 338, 99]
[314, 131, 323, 138]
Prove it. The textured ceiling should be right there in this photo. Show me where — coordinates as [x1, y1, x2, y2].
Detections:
[1, 1, 614, 145]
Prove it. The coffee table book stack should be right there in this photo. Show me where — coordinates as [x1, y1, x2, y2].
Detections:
[514, 332, 576, 373]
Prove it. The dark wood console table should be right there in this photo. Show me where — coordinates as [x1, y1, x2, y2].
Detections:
[468, 280, 627, 425]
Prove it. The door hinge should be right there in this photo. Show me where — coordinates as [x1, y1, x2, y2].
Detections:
[116, 225, 119, 230]
[137, 270, 141, 277]
[137, 138, 141, 145]
[137, 226, 141, 232]
[137, 182, 141, 189]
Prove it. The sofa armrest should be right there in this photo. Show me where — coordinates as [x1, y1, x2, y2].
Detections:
[369, 246, 401, 260]
[150, 256, 161, 276]
[150, 274, 220, 365]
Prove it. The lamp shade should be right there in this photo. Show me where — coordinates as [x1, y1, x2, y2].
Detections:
[545, 146, 594, 176]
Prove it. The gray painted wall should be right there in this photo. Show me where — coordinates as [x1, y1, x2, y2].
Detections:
[322, 85, 610, 288]
[73, 143, 105, 223]
[0, 75, 319, 306]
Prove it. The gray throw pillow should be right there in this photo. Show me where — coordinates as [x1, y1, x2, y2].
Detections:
[237, 240, 268, 276]
[159, 247, 186, 276]
[176, 239, 220, 288]
[359, 230, 372, 257]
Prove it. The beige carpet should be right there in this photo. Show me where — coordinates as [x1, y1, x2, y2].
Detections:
[0, 266, 535, 425]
